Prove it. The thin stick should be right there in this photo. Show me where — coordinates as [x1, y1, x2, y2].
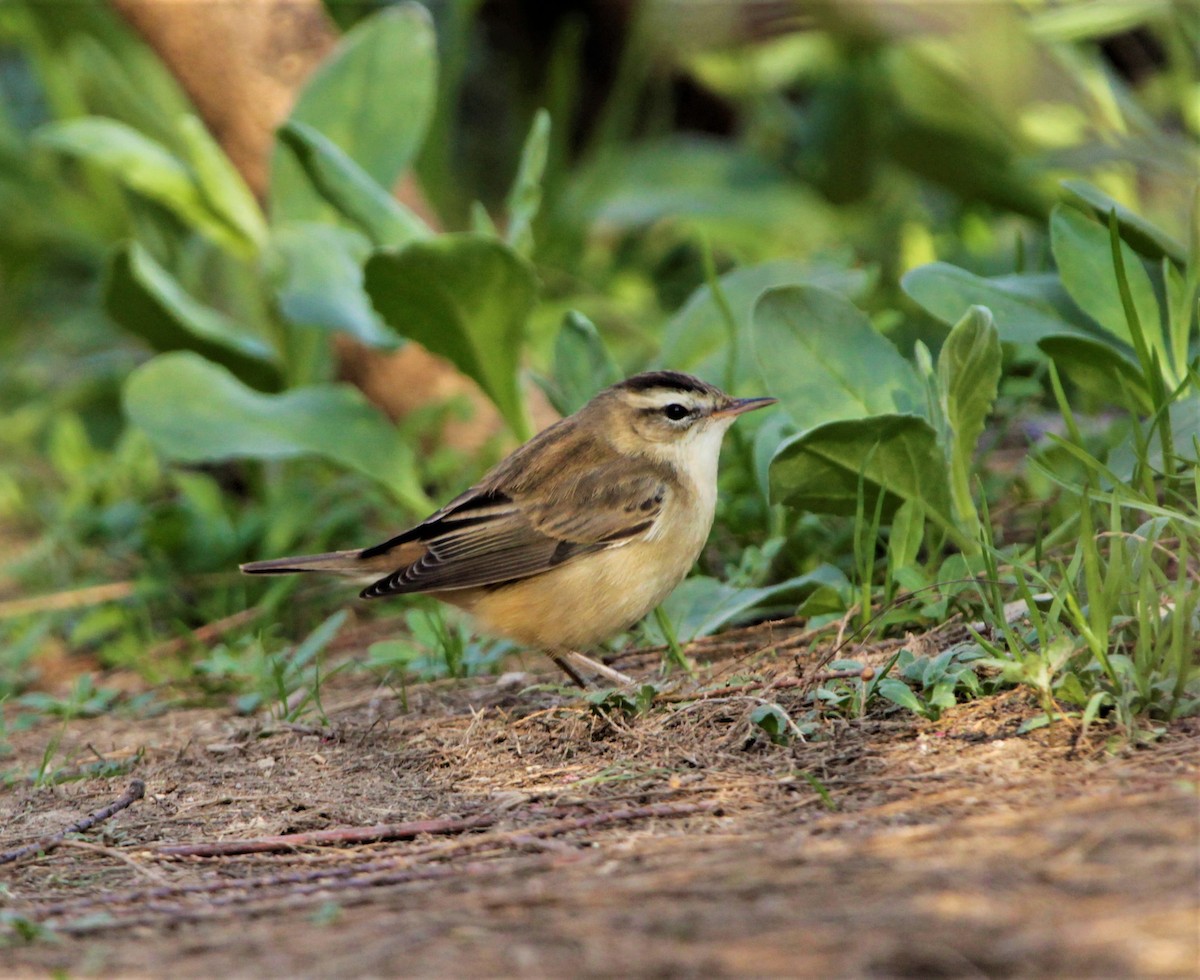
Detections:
[0, 778, 146, 865]
[145, 607, 263, 659]
[54, 838, 170, 883]
[0, 581, 140, 620]
[148, 813, 496, 858]
[563, 650, 635, 687]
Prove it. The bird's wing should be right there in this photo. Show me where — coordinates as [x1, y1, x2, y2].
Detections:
[359, 463, 670, 599]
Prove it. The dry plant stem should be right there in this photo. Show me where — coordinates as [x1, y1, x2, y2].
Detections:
[563, 651, 636, 687]
[149, 801, 713, 861]
[32, 803, 716, 922]
[55, 838, 170, 883]
[0, 581, 138, 620]
[0, 778, 145, 866]
[149, 813, 497, 858]
[146, 608, 264, 659]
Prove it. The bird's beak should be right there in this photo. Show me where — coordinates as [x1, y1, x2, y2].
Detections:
[713, 396, 778, 419]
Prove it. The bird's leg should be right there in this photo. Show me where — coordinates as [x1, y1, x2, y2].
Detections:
[548, 652, 589, 688]
[556, 650, 635, 687]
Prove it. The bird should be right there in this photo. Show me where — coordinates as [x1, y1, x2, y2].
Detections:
[240, 370, 776, 686]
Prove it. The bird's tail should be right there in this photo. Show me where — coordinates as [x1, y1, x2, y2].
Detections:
[240, 549, 366, 576]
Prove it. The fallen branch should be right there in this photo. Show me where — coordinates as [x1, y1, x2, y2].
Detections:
[0, 778, 146, 866]
[148, 813, 496, 858]
[29, 800, 717, 927]
[148, 800, 715, 859]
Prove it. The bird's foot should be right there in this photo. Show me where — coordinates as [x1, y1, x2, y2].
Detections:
[551, 651, 635, 688]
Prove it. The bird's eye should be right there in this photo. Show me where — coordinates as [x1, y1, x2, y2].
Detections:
[663, 403, 690, 421]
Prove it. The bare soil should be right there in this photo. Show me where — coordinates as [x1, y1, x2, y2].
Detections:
[2, 621, 1197, 977]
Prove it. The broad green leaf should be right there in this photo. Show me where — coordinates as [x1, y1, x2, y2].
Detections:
[937, 306, 1001, 530]
[505, 108, 550, 255]
[271, 3, 437, 222]
[1050, 204, 1161, 348]
[1060, 179, 1186, 265]
[753, 410, 796, 502]
[104, 243, 281, 391]
[902, 263, 1088, 345]
[1109, 395, 1200, 477]
[540, 311, 621, 415]
[769, 415, 964, 545]
[269, 223, 398, 348]
[646, 568, 845, 644]
[1037, 334, 1151, 412]
[35, 117, 245, 251]
[570, 137, 841, 255]
[276, 121, 428, 247]
[663, 259, 872, 388]
[364, 235, 538, 439]
[177, 115, 266, 248]
[876, 677, 927, 715]
[753, 285, 925, 428]
[124, 352, 430, 511]
[888, 498, 925, 573]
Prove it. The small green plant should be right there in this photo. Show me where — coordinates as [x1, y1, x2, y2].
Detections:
[812, 646, 989, 722]
[196, 610, 347, 719]
[876, 646, 989, 721]
[365, 606, 508, 682]
[0, 910, 59, 947]
[585, 683, 660, 719]
[748, 702, 803, 745]
[974, 494, 1200, 739]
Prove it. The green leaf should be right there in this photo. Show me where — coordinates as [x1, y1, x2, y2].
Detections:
[35, 117, 246, 251]
[876, 677, 927, 716]
[753, 410, 796, 501]
[646, 568, 844, 644]
[1050, 204, 1161, 348]
[770, 415, 965, 546]
[902, 263, 1088, 345]
[364, 235, 538, 439]
[269, 222, 398, 348]
[888, 498, 925, 573]
[177, 114, 267, 248]
[505, 108, 550, 255]
[1060, 179, 1186, 265]
[104, 243, 281, 391]
[749, 704, 791, 745]
[753, 285, 925, 428]
[123, 352, 430, 511]
[1037, 334, 1152, 412]
[937, 306, 1001, 530]
[541, 311, 621, 415]
[276, 121, 429, 247]
[271, 3, 437, 223]
[663, 260, 871, 388]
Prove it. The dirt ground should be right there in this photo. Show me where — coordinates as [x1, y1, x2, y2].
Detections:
[1, 620, 1197, 978]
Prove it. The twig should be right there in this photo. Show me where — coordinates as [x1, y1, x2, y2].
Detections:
[0, 581, 141, 620]
[23, 800, 717, 929]
[145, 607, 264, 659]
[55, 838, 170, 883]
[147, 813, 496, 858]
[0, 779, 146, 866]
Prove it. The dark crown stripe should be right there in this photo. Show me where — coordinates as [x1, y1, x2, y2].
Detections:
[614, 371, 714, 396]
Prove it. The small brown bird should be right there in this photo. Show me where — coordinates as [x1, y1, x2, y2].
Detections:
[241, 371, 776, 685]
